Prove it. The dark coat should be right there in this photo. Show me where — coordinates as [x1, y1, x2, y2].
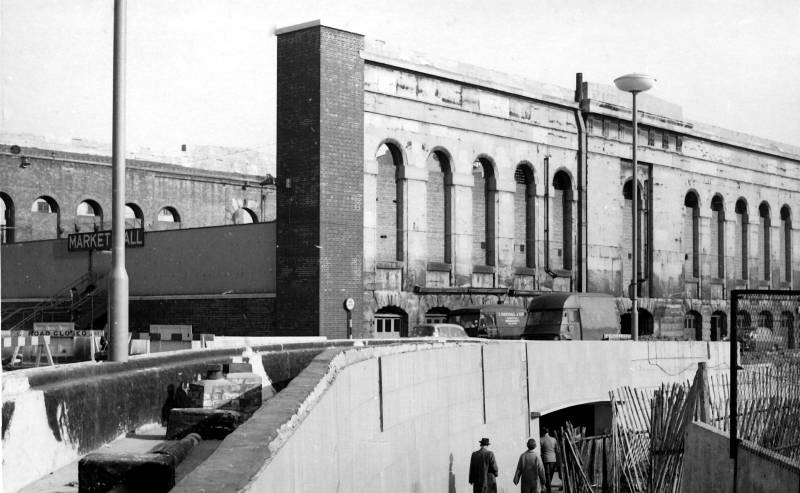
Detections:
[469, 447, 498, 493]
[513, 450, 546, 493]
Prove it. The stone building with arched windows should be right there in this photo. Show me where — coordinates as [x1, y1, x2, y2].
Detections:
[274, 21, 800, 341]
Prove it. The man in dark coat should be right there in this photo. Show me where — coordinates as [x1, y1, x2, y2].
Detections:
[513, 438, 547, 493]
[469, 437, 499, 493]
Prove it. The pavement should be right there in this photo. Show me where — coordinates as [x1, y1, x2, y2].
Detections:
[16, 424, 222, 493]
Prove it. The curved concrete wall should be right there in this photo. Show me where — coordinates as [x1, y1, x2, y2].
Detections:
[1, 340, 349, 493]
[175, 340, 729, 493]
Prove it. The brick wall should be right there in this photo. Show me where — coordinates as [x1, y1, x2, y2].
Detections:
[129, 297, 275, 336]
[376, 148, 398, 261]
[276, 23, 365, 337]
[0, 148, 272, 243]
[425, 157, 446, 264]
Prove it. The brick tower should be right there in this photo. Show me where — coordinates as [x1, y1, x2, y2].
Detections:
[275, 21, 364, 337]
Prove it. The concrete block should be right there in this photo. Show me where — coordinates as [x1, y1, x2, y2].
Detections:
[166, 408, 245, 440]
[78, 452, 174, 493]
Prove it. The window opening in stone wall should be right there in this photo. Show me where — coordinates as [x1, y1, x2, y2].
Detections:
[125, 203, 143, 229]
[623, 179, 647, 290]
[552, 170, 573, 271]
[376, 141, 404, 262]
[683, 192, 700, 278]
[735, 199, 748, 279]
[685, 310, 702, 340]
[711, 311, 727, 341]
[77, 200, 101, 217]
[781, 311, 796, 349]
[158, 206, 180, 223]
[426, 150, 452, 264]
[374, 306, 407, 338]
[424, 307, 450, 324]
[759, 202, 771, 280]
[647, 128, 655, 146]
[514, 163, 535, 268]
[31, 195, 61, 239]
[233, 207, 258, 224]
[472, 156, 496, 267]
[710, 195, 725, 278]
[1, 192, 14, 244]
[781, 206, 792, 283]
[737, 310, 752, 330]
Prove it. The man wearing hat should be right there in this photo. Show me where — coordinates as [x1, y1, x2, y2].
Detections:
[513, 438, 546, 493]
[469, 437, 498, 493]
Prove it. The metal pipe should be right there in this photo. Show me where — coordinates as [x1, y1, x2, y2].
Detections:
[632, 92, 639, 341]
[574, 73, 588, 293]
[109, 0, 129, 362]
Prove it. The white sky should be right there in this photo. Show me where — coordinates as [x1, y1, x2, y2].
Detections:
[2, 0, 799, 158]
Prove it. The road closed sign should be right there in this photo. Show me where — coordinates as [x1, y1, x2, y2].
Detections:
[68, 228, 144, 252]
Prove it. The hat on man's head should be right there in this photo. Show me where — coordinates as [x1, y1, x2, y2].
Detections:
[479, 438, 491, 446]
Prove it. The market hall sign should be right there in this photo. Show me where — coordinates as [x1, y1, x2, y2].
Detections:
[68, 228, 145, 252]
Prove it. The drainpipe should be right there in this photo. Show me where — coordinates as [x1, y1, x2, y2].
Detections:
[575, 73, 589, 293]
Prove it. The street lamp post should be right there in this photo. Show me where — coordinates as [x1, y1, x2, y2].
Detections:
[614, 73, 655, 341]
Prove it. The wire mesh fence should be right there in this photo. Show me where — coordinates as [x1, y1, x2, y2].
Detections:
[730, 290, 800, 460]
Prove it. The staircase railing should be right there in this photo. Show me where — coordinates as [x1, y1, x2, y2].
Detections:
[3, 272, 106, 333]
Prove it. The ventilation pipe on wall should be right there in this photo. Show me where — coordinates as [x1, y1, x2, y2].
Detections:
[575, 73, 589, 292]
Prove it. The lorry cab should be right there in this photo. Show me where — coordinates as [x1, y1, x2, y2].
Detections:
[447, 304, 527, 339]
[522, 293, 620, 341]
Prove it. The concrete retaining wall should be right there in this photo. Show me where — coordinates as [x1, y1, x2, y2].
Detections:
[174, 340, 729, 493]
[527, 341, 729, 414]
[682, 421, 800, 493]
[1, 340, 352, 493]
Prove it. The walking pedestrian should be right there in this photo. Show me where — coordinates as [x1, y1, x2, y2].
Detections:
[469, 437, 498, 493]
[540, 428, 559, 492]
[513, 438, 546, 493]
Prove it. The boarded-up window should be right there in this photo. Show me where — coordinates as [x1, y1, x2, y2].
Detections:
[780, 206, 792, 283]
[735, 199, 748, 279]
[683, 192, 699, 278]
[710, 195, 725, 278]
[472, 157, 496, 266]
[552, 171, 573, 271]
[514, 163, 535, 268]
[376, 142, 403, 262]
[759, 202, 771, 280]
[426, 151, 451, 264]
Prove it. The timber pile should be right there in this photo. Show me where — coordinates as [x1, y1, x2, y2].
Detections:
[557, 424, 596, 493]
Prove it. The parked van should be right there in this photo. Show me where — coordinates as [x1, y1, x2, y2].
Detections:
[410, 323, 468, 338]
[522, 293, 620, 341]
[447, 304, 527, 339]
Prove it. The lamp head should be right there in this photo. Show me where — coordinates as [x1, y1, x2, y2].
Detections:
[614, 73, 656, 93]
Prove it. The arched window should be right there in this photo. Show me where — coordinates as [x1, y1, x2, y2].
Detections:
[374, 306, 408, 338]
[552, 170, 573, 271]
[781, 311, 795, 349]
[158, 207, 180, 223]
[426, 150, 452, 264]
[376, 142, 404, 262]
[683, 192, 700, 278]
[514, 163, 535, 268]
[759, 202, 771, 280]
[125, 203, 144, 229]
[735, 199, 749, 279]
[711, 311, 727, 341]
[233, 207, 258, 224]
[620, 309, 654, 337]
[424, 307, 450, 324]
[623, 179, 647, 291]
[1, 192, 14, 244]
[31, 195, 60, 239]
[685, 310, 702, 341]
[710, 195, 725, 278]
[472, 156, 496, 266]
[736, 310, 752, 331]
[780, 206, 792, 283]
[758, 310, 773, 330]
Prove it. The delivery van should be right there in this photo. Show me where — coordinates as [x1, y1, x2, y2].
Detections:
[522, 292, 620, 341]
[447, 304, 527, 339]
